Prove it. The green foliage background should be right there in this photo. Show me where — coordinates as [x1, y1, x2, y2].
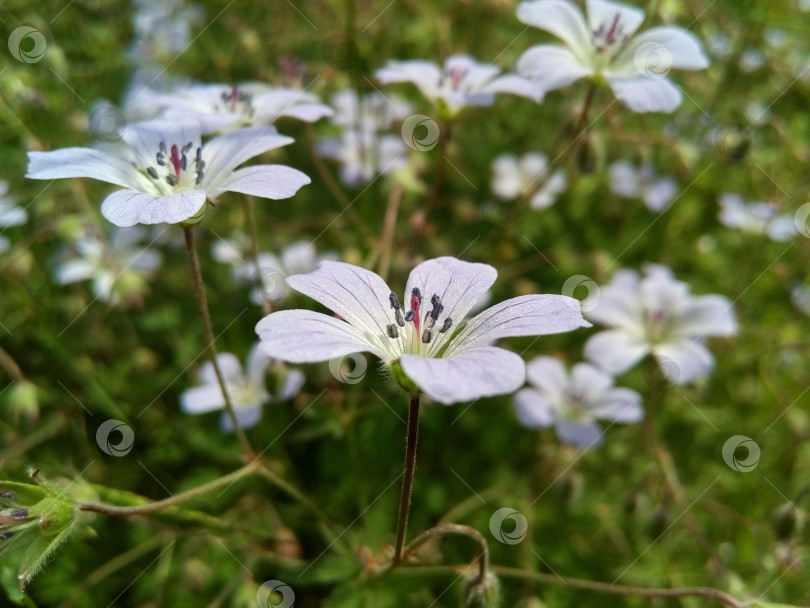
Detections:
[1, 0, 809, 606]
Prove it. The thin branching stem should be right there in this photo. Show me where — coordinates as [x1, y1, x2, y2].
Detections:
[393, 393, 421, 563]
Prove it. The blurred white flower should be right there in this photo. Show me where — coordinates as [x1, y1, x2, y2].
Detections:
[146, 83, 334, 134]
[318, 91, 410, 186]
[27, 121, 310, 227]
[718, 193, 797, 242]
[516, 0, 709, 112]
[739, 49, 766, 72]
[129, 0, 203, 66]
[0, 181, 27, 252]
[609, 161, 677, 212]
[213, 234, 337, 306]
[180, 343, 305, 432]
[514, 356, 643, 446]
[584, 265, 737, 384]
[491, 153, 567, 209]
[54, 226, 163, 304]
[791, 284, 810, 318]
[376, 55, 539, 116]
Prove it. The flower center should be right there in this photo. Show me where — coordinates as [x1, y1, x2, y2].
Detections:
[592, 12, 629, 59]
[220, 86, 255, 118]
[386, 287, 453, 355]
[144, 140, 205, 189]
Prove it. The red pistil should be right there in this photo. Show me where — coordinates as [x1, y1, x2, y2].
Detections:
[169, 144, 182, 176]
[228, 85, 239, 111]
[450, 67, 464, 88]
[410, 294, 421, 335]
[606, 13, 621, 45]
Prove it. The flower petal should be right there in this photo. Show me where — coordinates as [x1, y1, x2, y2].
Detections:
[26, 148, 151, 191]
[447, 294, 589, 356]
[606, 75, 682, 113]
[278, 369, 306, 401]
[100, 189, 207, 227]
[180, 385, 227, 414]
[514, 387, 556, 428]
[246, 343, 271, 387]
[255, 309, 387, 363]
[570, 362, 614, 401]
[483, 74, 543, 101]
[591, 387, 644, 422]
[200, 353, 243, 385]
[584, 329, 649, 374]
[284, 261, 396, 356]
[212, 165, 311, 200]
[617, 26, 709, 72]
[677, 295, 737, 337]
[556, 419, 604, 447]
[400, 346, 525, 405]
[277, 103, 334, 123]
[517, 45, 592, 93]
[375, 60, 443, 101]
[202, 127, 294, 187]
[221, 406, 262, 431]
[525, 356, 569, 400]
[585, 282, 642, 332]
[655, 339, 714, 384]
[517, 0, 592, 61]
[586, 0, 645, 40]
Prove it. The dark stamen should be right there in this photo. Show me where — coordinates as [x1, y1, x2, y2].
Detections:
[389, 292, 401, 310]
[10, 509, 27, 520]
[195, 170, 204, 186]
[156, 152, 166, 166]
[147, 166, 159, 179]
[439, 317, 453, 333]
[421, 328, 432, 344]
[395, 309, 406, 327]
[386, 324, 399, 339]
[196, 147, 203, 163]
[404, 310, 416, 322]
[0, 531, 14, 540]
[0, 490, 15, 499]
[166, 175, 178, 186]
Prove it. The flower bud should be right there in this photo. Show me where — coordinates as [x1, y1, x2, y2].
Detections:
[462, 572, 500, 608]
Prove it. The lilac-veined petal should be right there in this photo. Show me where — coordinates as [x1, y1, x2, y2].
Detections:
[180, 384, 227, 414]
[212, 165, 311, 200]
[376, 60, 443, 100]
[585, 285, 642, 333]
[278, 369, 306, 401]
[617, 26, 709, 72]
[202, 127, 293, 186]
[677, 294, 737, 337]
[525, 356, 568, 401]
[447, 294, 589, 356]
[121, 119, 202, 169]
[606, 75, 682, 113]
[517, 0, 592, 62]
[284, 261, 395, 352]
[221, 406, 262, 431]
[400, 346, 525, 405]
[100, 189, 207, 227]
[591, 387, 644, 422]
[586, 0, 645, 41]
[514, 388, 556, 428]
[517, 45, 592, 93]
[556, 419, 604, 447]
[570, 362, 613, 402]
[26, 148, 151, 191]
[256, 309, 388, 363]
[655, 338, 714, 384]
[200, 353, 243, 385]
[584, 329, 649, 374]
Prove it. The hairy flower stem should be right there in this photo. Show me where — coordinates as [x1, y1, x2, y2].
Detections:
[420, 122, 452, 237]
[242, 194, 273, 317]
[393, 393, 421, 563]
[183, 226, 254, 458]
[401, 523, 489, 582]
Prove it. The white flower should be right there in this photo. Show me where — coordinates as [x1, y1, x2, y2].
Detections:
[147, 83, 334, 134]
[791, 284, 810, 318]
[27, 121, 311, 227]
[514, 357, 643, 446]
[54, 226, 163, 304]
[330, 89, 412, 131]
[516, 0, 710, 112]
[129, 0, 203, 66]
[717, 193, 797, 242]
[213, 234, 337, 305]
[180, 344, 305, 432]
[491, 153, 567, 209]
[376, 55, 539, 116]
[0, 181, 27, 253]
[256, 257, 589, 405]
[584, 265, 737, 384]
[609, 161, 677, 212]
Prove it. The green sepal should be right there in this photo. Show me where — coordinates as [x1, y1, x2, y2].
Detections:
[390, 360, 419, 395]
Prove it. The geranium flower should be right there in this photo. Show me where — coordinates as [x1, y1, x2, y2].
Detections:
[514, 356, 643, 446]
[609, 161, 676, 212]
[180, 344, 305, 431]
[584, 265, 737, 383]
[491, 152, 567, 209]
[376, 55, 539, 116]
[148, 83, 334, 134]
[717, 193, 797, 242]
[26, 121, 310, 227]
[54, 225, 162, 304]
[0, 181, 27, 254]
[516, 0, 709, 112]
[256, 257, 589, 405]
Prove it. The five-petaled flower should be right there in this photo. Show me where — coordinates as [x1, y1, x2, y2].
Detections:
[26, 121, 311, 227]
[256, 257, 589, 405]
[376, 55, 540, 118]
[514, 356, 643, 447]
[516, 0, 709, 112]
[584, 265, 737, 384]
